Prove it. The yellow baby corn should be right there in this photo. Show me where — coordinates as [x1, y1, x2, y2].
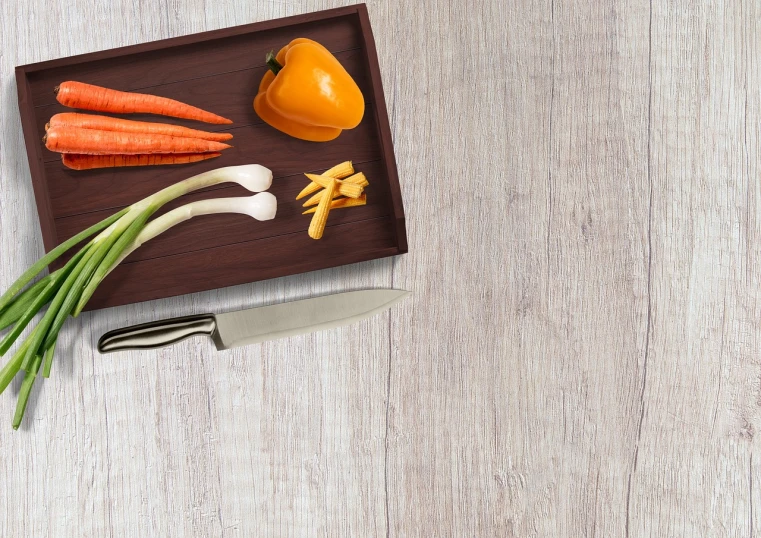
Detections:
[303, 174, 363, 200]
[308, 178, 337, 240]
[302, 172, 369, 207]
[303, 195, 367, 214]
[323, 161, 354, 179]
[296, 161, 354, 200]
[348, 172, 369, 189]
[296, 180, 322, 201]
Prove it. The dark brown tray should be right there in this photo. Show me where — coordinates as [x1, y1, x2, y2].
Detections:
[15, 4, 406, 311]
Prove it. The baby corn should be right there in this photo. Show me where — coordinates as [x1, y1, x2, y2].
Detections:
[300, 161, 369, 239]
[308, 178, 337, 239]
[303, 195, 367, 214]
[302, 173, 369, 207]
[323, 160, 354, 179]
[303, 174, 363, 199]
[296, 161, 353, 200]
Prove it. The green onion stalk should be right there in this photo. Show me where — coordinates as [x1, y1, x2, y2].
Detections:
[0, 164, 276, 429]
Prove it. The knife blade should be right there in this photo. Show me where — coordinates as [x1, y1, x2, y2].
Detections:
[97, 289, 410, 353]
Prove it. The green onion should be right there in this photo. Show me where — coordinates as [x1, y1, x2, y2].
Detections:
[0, 164, 275, 429]
[0, 248, 89, 356]
[0, 209, 128, 315]
[21, 246, 97, 370]
[0, 331, 36, 394]
[74, 207, 156, 317]
[13, 354, 42, 430]
[42, 340, 57, 379]
[0, 273, 56, 331]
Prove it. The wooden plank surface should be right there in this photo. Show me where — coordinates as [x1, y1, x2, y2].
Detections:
[0, 0, 759, 537]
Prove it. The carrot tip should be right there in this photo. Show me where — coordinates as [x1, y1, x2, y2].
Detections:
[53, 85, 60, 95]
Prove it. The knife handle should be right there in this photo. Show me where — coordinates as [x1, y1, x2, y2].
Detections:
[98, 314, 217, 353]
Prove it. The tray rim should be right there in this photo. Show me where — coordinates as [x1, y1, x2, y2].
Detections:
[14, 4, 407, 310]
[17, 5, 364, 73]
[356, 6, 408, 253]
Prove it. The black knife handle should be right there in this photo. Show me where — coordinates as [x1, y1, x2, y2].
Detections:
[98, 314, 217, 353]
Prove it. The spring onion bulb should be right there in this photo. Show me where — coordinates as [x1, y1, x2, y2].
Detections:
[0, 164, 275, 429]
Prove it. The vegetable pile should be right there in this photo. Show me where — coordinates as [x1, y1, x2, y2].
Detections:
[296, 161, 368, 239]
[47, 81, 234, 170]
[0, 165, 276, 429]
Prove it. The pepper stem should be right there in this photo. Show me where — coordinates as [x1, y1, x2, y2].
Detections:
[266, 51, 283, 75]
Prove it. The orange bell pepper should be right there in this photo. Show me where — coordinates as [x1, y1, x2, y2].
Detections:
[253, 38, 365, 142]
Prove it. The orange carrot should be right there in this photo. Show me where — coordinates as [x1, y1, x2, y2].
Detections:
[48, 113, 233, 142]
[62, 153, 221, 170]
[44, 126, 231, 155]
[55, 81, 233, 124]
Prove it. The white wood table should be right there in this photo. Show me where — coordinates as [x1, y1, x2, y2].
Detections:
[1, 0, 759, 536]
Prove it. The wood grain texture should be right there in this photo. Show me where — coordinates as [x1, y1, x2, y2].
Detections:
[0, 0, 759, 537]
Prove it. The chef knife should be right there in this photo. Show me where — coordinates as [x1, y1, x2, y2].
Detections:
[98, 289, 410, 353]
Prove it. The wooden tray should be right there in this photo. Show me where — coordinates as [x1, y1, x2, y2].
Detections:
[15, 4, 406, 311]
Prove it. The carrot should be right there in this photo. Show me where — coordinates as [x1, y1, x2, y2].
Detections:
[48, 113, 233, 142]
[62, 153, 221, 170]
[55, 81, 233, 124]
[44, 126, 231, 155]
